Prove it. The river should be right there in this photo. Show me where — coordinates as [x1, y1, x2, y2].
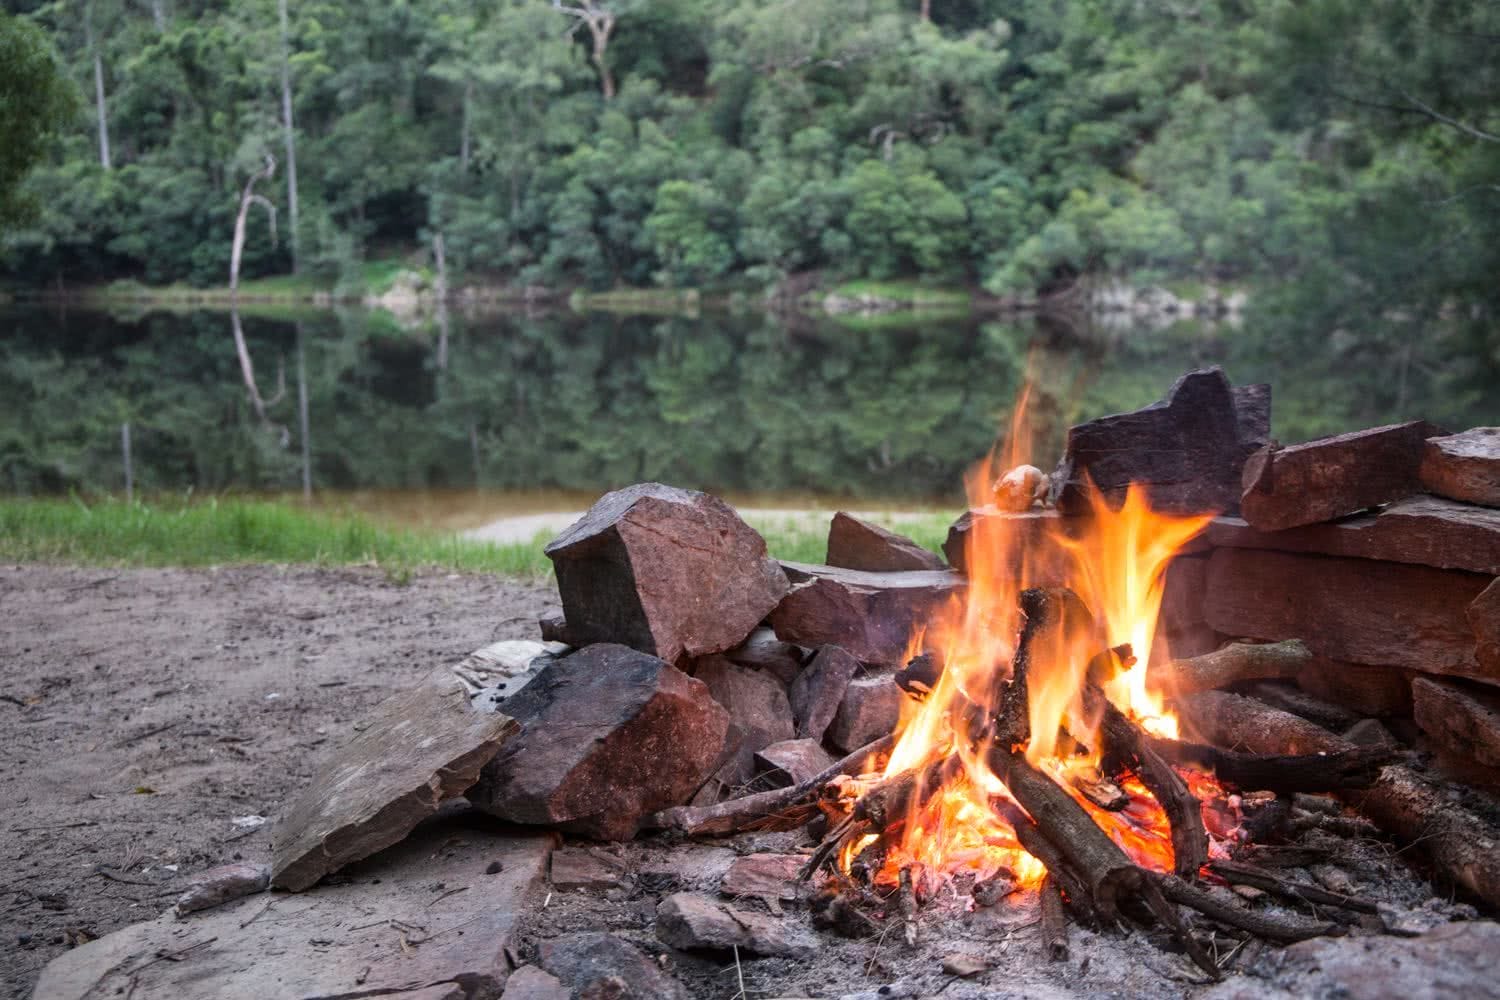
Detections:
[2, 303, 1495, 529]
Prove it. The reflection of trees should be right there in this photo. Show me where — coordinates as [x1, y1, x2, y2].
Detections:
[2, 306, 1497, 498]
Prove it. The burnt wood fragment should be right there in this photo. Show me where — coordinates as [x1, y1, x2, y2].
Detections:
[1147, 639, 1313, 697]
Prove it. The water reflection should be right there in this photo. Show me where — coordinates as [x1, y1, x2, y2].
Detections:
[2, 304, 1496, 515]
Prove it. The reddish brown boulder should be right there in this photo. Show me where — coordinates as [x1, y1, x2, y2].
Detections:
[1050, 368, 1270, 515]
[769, 562, 963, 666]
[827, 512, 946, 572]
[788, 645, 861, 741]
[1206, 495, 1500, 575]
[692, 655, 795, 788]
[1240, 421, 1440, 532]
[1422, 427, 1500, 507]
[1204, 549, 1491, 682]
[1473, 578, 1500, 675]
[827, 667, 904, 753]
[467, 644, 730, 840]
[1412, 677, 1500, 768]
[544, 483, 789, 663]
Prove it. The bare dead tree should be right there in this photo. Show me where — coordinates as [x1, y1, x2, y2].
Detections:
[229, 155, 288, 437]
[920, 0, 931, 21]
[551, 0, 618, 99]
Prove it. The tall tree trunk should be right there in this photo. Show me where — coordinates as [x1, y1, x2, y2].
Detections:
[278, 0, 300, 272]
[592, 36, 615, 99]
[920, 0, 931, 20]
[459, 80, 473, 169]
[230, 155, 277, 296]
[433, 232, 449, 372]
[86, 6, 111, 170]
[150, 0, 166, 30]
[296, 324, 311, 499]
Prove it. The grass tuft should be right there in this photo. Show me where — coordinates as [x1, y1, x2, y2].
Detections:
[0, 499, 956, 578]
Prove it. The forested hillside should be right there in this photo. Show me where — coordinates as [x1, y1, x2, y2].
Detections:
[2, 0, 1499, 329]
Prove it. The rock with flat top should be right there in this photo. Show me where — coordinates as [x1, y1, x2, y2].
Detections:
[720, 854, 803, 915]
[754, 738, 837, 787]
[33, 819, 552, 1000]
[1206, 495, 1500, 575]
[1413, 676, 1500, 767]
[1422, 427, 1500, 507]
[538, 932, 689, 1000]
[655, 892, 817, 957]
[827, 512, 946, 572]
[1204, 549, 1491, 682]
[551, 847, 631, 891]
[502, 965, 571, 1000]
[827, 667, 904, 753]
[770, 563, 962, 666]
[270, 663, 517, 891]
[468, 644, 730, 840]
[789, 645, 861, 741]
[1203, 920, 1500, 1000]
[1050, 368, 1270, 515]
[544, 483, 789, 663]
[1240, 421, 1441, 531]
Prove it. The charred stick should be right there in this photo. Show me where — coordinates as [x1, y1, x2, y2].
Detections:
[1239, 795, 1293, 844]
[648, 733, 896, 836]
[1145, 736, 1403, 794]
[1289, 810, 1380, 839]
[800, 755, 960, 882]
[798, 817, 868, 883]
[897, 866, 919, 948]
[1147, 639, 1312, 695]
[1208, 860, 1378, 914]
[1089, 685, 1207, 879]
[1137, 876, 1221, 980]
[1039, 875, 1069, 961]
[1152, 874, 1339, 943]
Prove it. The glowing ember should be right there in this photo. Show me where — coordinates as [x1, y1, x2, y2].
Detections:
[839, 388, 1230, 890]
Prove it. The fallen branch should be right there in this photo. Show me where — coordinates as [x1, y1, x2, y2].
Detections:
[647, 733, 895, 836]
[1146, 736, 1404, 794]
[1208, 860, 1378, 914]
[1039, 875, 1069, 961]
[1153, 875, 1338, 943]
[897, 866, 919, 947]
[1148, 639, 1312, 695]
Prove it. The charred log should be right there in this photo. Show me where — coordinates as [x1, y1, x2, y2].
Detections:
[1147, 639, 1312, 695]
[1146, 736, 1403, 794]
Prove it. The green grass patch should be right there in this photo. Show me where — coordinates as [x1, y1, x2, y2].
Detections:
[0, 499, 956, 578]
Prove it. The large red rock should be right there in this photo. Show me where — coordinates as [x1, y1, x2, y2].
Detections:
[467, 644, 730, 839]
[1203, 549, 1492, 683]
[1239, 421, 1439, 531]
[1422, 427, 1500, 507]
[827, 512, 946, 572]
[788, 645, 861, 741]
[1050, 368, 1270, 515]
[544, 483, 789, 663]
[692, 654, 795, 789]
[1473, 578, 1500, 676]
[1206, 494, 1500, 575]
[768, 563, 963, 666]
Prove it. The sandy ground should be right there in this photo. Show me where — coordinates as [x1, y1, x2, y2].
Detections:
[0, 564, 557, 999]
[464, 508, 939, 544]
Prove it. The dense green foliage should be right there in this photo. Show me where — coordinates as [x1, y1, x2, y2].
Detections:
[0, 496, 950, 573]
[2, 0, 1498, 332]
[0, 11, 76, 231]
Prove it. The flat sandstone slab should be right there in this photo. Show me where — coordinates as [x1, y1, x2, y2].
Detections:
[33, 818, 553, 1000]
[1206, 495, 1500, 575]
[1422, 427, 1500, 507]
[271, 664, 517, 891]
[1412, 676, 1500, 768]
[1240, 421, 1437, 531]
[769, 562, 962, 666]
[1204, 548, 1491, 682]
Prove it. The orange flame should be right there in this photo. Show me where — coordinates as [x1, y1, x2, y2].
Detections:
[849, 383, 1219, 889]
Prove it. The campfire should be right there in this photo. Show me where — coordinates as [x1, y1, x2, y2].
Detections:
[42, 367, 1500, 999]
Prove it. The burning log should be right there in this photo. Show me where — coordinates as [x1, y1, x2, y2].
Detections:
[1181, 689, 1500, 908]
[646, 733, 895, 836]
[1145, 737, 1404, 794]
[800, 755, 962, 881]
[1145, 638, 1312, 695]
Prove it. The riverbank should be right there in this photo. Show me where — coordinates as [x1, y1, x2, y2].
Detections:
[0, 498, 953, 576]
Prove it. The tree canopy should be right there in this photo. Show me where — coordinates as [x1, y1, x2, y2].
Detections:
[0, 10, 77, 232]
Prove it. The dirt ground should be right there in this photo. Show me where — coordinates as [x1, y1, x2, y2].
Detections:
[0, 564, 558, 999]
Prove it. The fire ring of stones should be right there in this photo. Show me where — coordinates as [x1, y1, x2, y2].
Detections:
[33, 368, 1500, 1000]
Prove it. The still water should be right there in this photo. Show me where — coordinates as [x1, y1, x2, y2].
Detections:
[3, 304, 1496, 526]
